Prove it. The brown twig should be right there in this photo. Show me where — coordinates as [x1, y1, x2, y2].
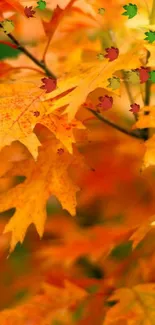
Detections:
[0, 23, 56, 79]
[87, 108, 146, 140]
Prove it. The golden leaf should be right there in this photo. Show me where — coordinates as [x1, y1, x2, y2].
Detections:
[42, 43, 142, 121]
[104, 284, 155, 325]
[0, 139, 82, 252]
[0, 82, 46, 159]
[40, 111, 85, 153]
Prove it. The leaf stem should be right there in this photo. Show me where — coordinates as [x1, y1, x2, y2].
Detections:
[0, 24, 56, 79]
[86, 108, 146, 140]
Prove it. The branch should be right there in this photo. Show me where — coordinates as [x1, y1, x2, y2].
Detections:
[87, 108, 146, 140]
[0, 24, 56, 79]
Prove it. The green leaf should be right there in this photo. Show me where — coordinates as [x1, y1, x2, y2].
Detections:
[122, 3, 138, 19]
[149, 70, 155, 83]
[144, 30, 155, 43]
[0, 44, 21, 60]
[36, 0, 46, 10]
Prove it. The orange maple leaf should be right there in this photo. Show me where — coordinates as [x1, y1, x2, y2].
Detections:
[0, 82, 47, 159]
[104, 284, 155, 324]
[0, 139, 83, 252]
[42, 43, 142, 121]
[39, 111, 85, 153]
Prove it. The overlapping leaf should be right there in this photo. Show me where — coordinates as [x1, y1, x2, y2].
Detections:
[42, 43, 142, 121]
[39, 111, 85, 153]
[0, 139, 83, 252]
[104, 283, 155, 324]
[0, 82, 47, 159]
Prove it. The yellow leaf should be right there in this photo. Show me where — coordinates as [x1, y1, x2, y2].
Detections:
[132, 106, 155, 130]
[0, 19, 14, 34]
[0, 139, 82, 252]
[40, 111, 85, 153]
[104, 284, 155, 325]
[141, 134, 155, 169]
[0, 82, 46, 159]
[42, 44, 142, 121]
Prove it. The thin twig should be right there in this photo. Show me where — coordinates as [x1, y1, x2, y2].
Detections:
[0, 24, 56, 79]
[42, 34, 52, 63]
[87, 108, 146, 140]
[11, 66, 45, 74]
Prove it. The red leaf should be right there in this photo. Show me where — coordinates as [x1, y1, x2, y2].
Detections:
[40, 77, 57, 93]
[129, 103, 140, 113]
[24, 6, 35, 18]
[104, 47, 119, 61]
[136, 66, 150, 84]
[97, 95, 113, 111]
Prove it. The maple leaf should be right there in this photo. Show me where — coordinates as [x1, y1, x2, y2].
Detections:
[0, 139, 82, 252]
[42, 44, 142, 121]
[97, 95, 113, 111]
[137, 66, 150, 84]
[149, 70, 155, 83]
[144, 30, 155, 43]
[129, 103, 140, 113]
[33, 111, 40, 117]
[97, 53, 104, 61]
[0, 82, 48, 159]
[98, 8, 105, 15]
[104, 47, 119, 62]
[124, 69, 140, 84]
[37, 0, 46, 10]
[122, 3, 138, 19]
[0, 19, 14, 34]
[107, 76, 120, 90]
[40, 77, 57, 93]
[24, 6, 35, 18]
[39, 111, 85, 154]
[104, 284, 155, 324]
[0, 280, 87, 324]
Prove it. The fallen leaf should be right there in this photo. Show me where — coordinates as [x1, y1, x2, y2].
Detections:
[107, 76, 120, 91]
[124, 69, 140, 84]
[42, 44, 142, 121]
[24, 6, 35, 18]
[0, 19, 14, 34]
[97, 95, 113, 111]
[104, 47, 119, 62]
[129, 103, 140, 113]
[40, 77, 57, 93]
